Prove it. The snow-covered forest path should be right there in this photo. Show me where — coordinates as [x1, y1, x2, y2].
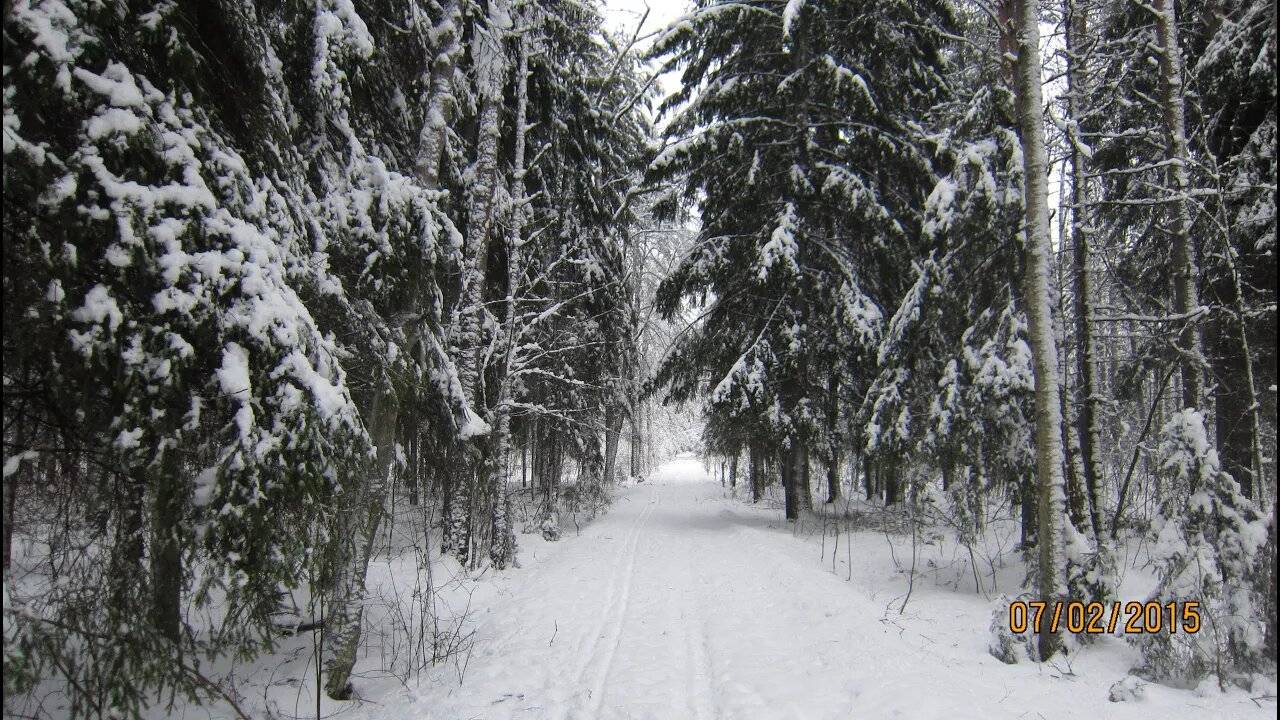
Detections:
[421, 456, 871, 720]
[459, 458, 858, 720]
[382, 456, 1256, 720]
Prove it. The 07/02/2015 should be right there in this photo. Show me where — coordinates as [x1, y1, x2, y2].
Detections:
[1008, 600, 1201, 635]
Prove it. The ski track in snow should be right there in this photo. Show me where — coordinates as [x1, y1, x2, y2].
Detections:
[379, 456, 1272, 720]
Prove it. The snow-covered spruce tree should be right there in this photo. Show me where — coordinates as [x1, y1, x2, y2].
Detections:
[1090, 0, 1209, 415]
[1136, 409, 1270, 687]
[1187, 1, 1277, 663]
[1186, 0, 1276, 504]
[505, 0, 648, 537]
[646, 0, 956, 520]
[1090, 0, 1275, 686]
[3, 0, 478, 707]
[424, 0, 647, 559]
[859, 5, 1035, 553]
[0, 0, 440, 712]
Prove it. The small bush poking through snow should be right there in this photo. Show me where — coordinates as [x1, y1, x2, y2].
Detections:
[1108, 675, 1147, 703]
[988, 595, 1032, 664]
[540, 516, 561, 542]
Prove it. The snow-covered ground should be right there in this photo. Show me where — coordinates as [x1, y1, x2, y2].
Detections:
[315, 456, 1271, 720]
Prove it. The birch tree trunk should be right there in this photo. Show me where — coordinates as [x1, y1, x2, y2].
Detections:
[1012, 0, 1067, 660]
[324, 386, 396, 699]
[1151, 0, 1205, 415]
[452, 0, 509, 565]
[487, 12, 530, 569]
[415, 1, 461, 190]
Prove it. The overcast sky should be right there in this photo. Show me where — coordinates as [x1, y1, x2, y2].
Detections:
[601, 0, 691, 40]
[599, 0, 693, 131]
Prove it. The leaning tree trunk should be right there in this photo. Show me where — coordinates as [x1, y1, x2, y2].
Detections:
[1012, 0, 1067, 660]
[324, 387, 397, 699]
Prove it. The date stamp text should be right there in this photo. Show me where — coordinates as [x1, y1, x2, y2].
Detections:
[1008, 600, 1201, 635]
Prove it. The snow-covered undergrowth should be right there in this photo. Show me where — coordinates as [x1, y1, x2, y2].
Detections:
[118, 457, 1270, 720]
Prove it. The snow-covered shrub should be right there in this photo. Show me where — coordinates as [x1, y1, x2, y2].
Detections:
[562, 481, 610, 522]
[1108, 675, 1147, 702]
[540, 515, 561, 542]
[1063, 520, 1118, 633]
[988, 595, 1033, 664]
[1132, 410, 1270, 688]
[1, 0, 452, 711]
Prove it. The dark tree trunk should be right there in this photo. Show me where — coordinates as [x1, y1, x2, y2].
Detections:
[884, 461, 900, 505]
[406, 417, 420, 507]
[799, 447, 812, 511]
[1265, 502, 1277, 661]
[630, 399, 642, 479]
[110, 474, 147, 646]
[1061, 388, 1089, 532]
[1208, 315, 1255, 498]
[782, 447, 799, 520]
[603, 404, 622, 485]
[1020, 474, 1039, 549]
[750, 443, 765, 503]
[825, 456, 840, 504]
[149, 452, 184, 643]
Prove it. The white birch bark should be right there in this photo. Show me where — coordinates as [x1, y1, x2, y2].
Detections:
[415, 1, 462, 191]
[324, 386, 396, 698]
[488, 9, 531, 569]
[1012, 0, 1067, 660]
[324, 2, 472, 692]
[1151, 0, 1205, 414]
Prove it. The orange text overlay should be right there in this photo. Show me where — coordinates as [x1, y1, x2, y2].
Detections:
[1008, 600, 1202, 635]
